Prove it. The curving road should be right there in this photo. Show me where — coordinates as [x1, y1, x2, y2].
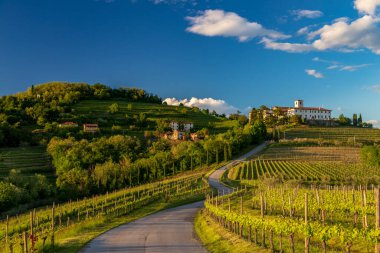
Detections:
[79, 142, 267, 253]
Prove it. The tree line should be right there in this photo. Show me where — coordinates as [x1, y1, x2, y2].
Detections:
[46, 123, 266, 200]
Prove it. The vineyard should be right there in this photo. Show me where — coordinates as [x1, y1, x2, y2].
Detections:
[204, 185, 380, 252]
[0, 171, 210, 253]
[0, 147, 52, 179]
[227, 160, 380, 185]
[70, 100, 237, 134]
[251, 146, 360, 162]
[284, 127, 380, 142]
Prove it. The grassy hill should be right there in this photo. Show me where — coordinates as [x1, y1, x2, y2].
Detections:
[61, 100, 237, 135]
[0, 146, 53, 180]
[1, 100, 238, 179]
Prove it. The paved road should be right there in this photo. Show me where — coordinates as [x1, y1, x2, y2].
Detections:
[208, 142, 268, 196]
[79, 142, 268, 253]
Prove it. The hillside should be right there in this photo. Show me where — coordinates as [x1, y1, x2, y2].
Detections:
[0, 146, 53, 180]
[64, 100, 237, 135]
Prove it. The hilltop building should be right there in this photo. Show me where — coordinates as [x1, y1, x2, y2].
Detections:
[169, 121, 194, 131]
[265, 100, 332, 121]
[83, 124, 100, 133]
[59, 122, 78, 128]
[286, 100, 331, 120]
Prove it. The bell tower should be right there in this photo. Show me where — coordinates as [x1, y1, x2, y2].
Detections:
[294, 100, 303, 108]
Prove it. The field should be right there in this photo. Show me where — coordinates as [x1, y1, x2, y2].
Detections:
[251, 146, 360, 162]
[0, 170, 210, 253]
[65, 100, 237, 135]
[209, 138, 380, 252]
[204, 186, 380, 253]
[284, 127, 380, 141]
[228, 160, 380, 185]
[0, 146, 53, 179]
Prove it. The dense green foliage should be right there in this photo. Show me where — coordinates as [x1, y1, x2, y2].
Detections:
[0, 82, 161, 147]
[47, 126, 254, 199]
[0, 170, 53, 212]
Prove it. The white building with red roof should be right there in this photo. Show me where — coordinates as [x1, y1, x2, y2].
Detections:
[287, 100, 331, 120]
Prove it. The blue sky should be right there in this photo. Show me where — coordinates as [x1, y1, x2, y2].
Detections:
[1, 0, 380, 125]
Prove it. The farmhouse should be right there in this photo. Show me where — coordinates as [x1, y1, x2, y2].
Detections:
[83, 124, 99, 133]
[169, 121, 194, 131]
[162, 130, 186, 141]
[59, 122, 78, 128]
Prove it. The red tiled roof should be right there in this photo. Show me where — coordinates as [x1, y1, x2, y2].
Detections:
[291, 107, 331, 111]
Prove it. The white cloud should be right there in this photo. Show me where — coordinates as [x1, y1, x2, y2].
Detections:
[369, 84, 380, 93]
[95, 0, 115, 3]
[339, 63, 371, 71]
[186, 10, 289, 42]
[265, 15, 380, 54]
[327, 65, 340, 70]
[310, 15, 380, 54]
[334, 17, 350, 23]
[188, 2, 380, 55]
[312, 57, 339, 65]
[354, 0, 380, 16]
[366, 119, 380, 128]
[305, 69, 324, 78]
[151, 0, 197, 5]
[261, 38, 314, 53]
[297, 26, 310, 36]
[291, 9, 323, 20]
[312, 57, 372, 71]
[163, 97, 239, 115]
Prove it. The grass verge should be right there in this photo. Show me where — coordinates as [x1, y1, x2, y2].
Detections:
[195, 210, 269, 253]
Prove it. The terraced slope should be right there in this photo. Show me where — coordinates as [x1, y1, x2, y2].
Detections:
[67, 100, 237, 132]
[0, 146, 53, 179]
[285, 127, 380, 141]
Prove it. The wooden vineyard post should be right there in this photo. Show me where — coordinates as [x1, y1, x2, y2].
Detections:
[260, 194, 265, 247]
[375, 188, 380, 253]
[240, 196, 243, 237]
[23, 232, 28, 253]
[305, 193, 309, 253]
[30, 212, 35, 253]
[51, 203, 55, 253]
[240, 196, 243, 215]
[5, 215, 9, 253]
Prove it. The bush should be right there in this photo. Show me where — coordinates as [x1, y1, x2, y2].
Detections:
[0, 182, 23, 212]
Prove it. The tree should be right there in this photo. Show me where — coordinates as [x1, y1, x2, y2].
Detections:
[156, 119, 168, 133]
[0, 182, 22, 212]
[358, 113, 363, 127]
[290, 115, 301, 125]
[338, 114, 351, 126]
[108, 103, 119, 114]
[237, 115, 248, 126]
[250, 120, 267, 144]
[353, 113, 358, 127]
